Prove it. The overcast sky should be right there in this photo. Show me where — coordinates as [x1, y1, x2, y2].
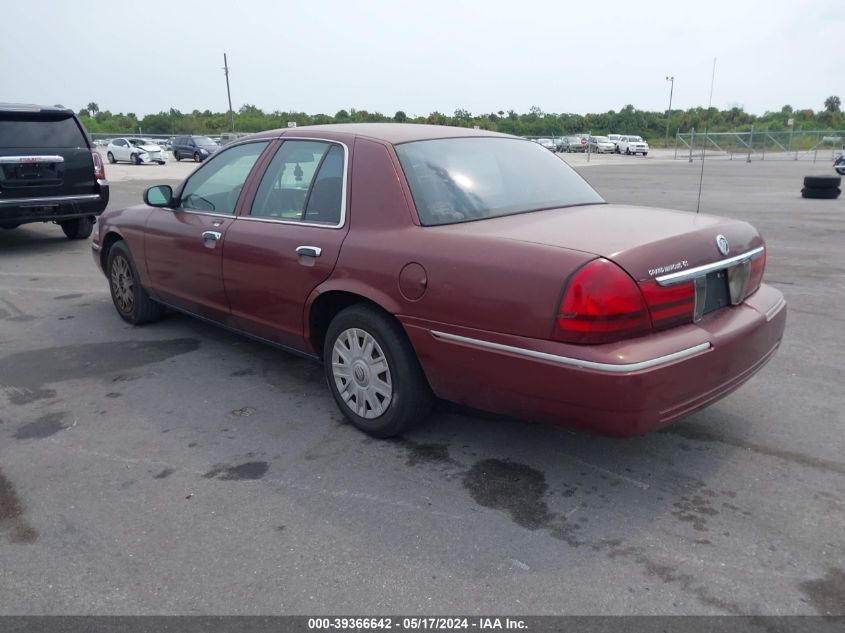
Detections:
[3, 0, 841, 117]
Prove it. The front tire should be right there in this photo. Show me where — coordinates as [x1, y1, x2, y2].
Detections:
[193, 152, 201, 162]
[837, 168, 845, 175]
[131, 153, 141, 165]
[324, 305, 432, 438]
[60, 217, 94, 240]
[174, 151, 181, 162]
[106, 241, 164, 325]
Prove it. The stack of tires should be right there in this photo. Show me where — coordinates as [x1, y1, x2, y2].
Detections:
[801, 175, 841, 199]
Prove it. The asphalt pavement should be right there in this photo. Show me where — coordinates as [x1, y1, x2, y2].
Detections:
[0, 157, 843, 615]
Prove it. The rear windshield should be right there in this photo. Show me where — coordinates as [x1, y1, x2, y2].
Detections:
[0, 114, 87, 148]
[395, 137, 604, 226]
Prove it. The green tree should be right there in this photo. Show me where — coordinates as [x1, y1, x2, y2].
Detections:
[824, 96, 841, 113]
[86, 102, 99, 117]
[393, 110, 407, 122]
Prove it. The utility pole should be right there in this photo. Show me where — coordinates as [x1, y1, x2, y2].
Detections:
[665, 76, 675, 141]
[223, 53, 234, 132]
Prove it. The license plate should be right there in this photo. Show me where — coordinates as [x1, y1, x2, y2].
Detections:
[703, 269, 730, 314]
[18, 164, 41, 178]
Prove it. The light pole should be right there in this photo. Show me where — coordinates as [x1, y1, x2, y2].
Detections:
[665, 75, 675, 141]
[223, 53, 235, 132]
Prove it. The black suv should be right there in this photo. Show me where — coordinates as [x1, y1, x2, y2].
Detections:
[0, 103, 109, 239]
[171, 135, 219, 162]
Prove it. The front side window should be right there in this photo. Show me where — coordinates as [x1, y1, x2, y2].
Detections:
[395, 137, 604, 226]
[251, 140, 345, 225]
[179, 141, 268, 214]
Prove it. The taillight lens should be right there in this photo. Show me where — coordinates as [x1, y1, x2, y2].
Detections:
[747, 246, 766, 296]
[553, 258, 652, 345]
[638, 279, 695, 331]
[92, 151, 105, 180]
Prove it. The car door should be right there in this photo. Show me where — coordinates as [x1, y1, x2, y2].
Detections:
[223, 139, 350, 351]
[142, 140, 271, 323]
[113, 139, 125, 161]
[175, 136, 187, 159]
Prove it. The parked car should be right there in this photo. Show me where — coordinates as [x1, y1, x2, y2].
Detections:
[171, 135, 219, 162]
[0, 102, 108, 239]
[535, 138, 556, 152]
[220, 132, 249, 146]
[618, 135, 650, 155]
[92, 124, 785, 438]
[607, 134, 622, 151]
[563, 135, 588, 153]
[589, 136, 616, 154]
[106, 138, 168, 165]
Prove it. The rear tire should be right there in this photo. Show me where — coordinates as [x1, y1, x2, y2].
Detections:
[106, 241, 164, 325]
[174, 152, 181, 162]
[323, 304, 432, 438]
[836, 168, 845, 175]
[803, 175, 840, 189]
[60, 217, 94, 240]
[107, 152, 116, 164]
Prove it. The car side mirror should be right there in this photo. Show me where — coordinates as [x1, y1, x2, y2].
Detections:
[144, 185, 173, 207]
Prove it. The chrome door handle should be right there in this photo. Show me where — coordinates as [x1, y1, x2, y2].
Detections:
[202, 231, 222, 241]
[296, 245, 322, 257]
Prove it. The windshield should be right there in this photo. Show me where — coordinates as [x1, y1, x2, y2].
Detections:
[395, 137, 605, 226]
[595, 136, 610, 142]
[128, 138, 150, 146]
[630, 136, 643, 142]
[193, 136, 217, 147]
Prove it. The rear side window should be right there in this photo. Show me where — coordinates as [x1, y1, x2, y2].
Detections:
[395, 137, 604, 226]
[0, 114, 87, 148]
[251, 140, 345, 225]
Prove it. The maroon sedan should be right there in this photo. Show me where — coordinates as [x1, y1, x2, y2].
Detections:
[92, 124, 786, 437]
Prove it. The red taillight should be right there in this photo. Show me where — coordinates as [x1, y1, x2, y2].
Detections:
[639, 279, 695, 331]
[553, 258, 652, 345]
[747, 245, 766, 296]
[92, 151, 105, 180]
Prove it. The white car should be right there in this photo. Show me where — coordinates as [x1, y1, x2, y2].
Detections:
[617, 135, 649, 156]
[535, 138, 557, 152]
[106, 137, 168, 165]
[607, 134, 622, 152]
[589, 136, 616, 154]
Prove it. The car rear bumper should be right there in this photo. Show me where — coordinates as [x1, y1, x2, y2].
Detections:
[402, 283, 786, 436]
[0, 181, 108, 225]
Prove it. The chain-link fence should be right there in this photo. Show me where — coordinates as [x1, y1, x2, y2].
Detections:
[674, 129, 845, 162]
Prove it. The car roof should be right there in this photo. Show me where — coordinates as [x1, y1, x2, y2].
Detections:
[0, 102, 74, 115]
[245, 123, 516, 145]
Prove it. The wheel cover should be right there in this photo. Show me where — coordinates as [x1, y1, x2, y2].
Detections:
[331, 328, 393, 419]
[110, 255, 135, 314]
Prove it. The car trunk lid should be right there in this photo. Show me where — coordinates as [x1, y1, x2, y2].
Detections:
[440, 204, 763, 283]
